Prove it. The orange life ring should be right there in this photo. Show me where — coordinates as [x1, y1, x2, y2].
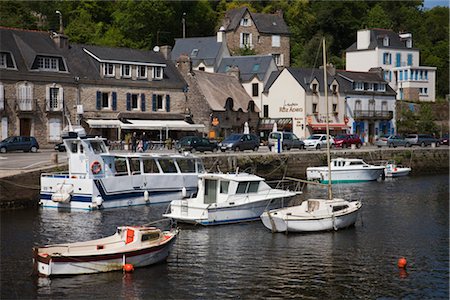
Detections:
[90, 161, 102, 174]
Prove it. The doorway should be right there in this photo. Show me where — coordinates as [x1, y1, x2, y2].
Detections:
[20, 118, 31, 136]
[368, 122, 375, 144]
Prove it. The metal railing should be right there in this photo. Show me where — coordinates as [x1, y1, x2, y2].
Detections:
[353, 110, 393, 120]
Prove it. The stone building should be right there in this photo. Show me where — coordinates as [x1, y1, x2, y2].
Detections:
[177, 55, 259, 139]
[221, 7, 290, 68]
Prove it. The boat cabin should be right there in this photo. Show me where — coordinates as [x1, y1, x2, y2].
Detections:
[331, 158, 367, 167]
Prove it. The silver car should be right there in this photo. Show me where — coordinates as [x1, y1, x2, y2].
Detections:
[375, 134, 409, 148]
[303, 134, 334, 150]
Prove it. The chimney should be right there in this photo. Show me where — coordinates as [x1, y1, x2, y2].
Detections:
[51, 32, 69, 49]
[326, 63, 335, 76]
[217, 26, 225, 43]
[227, 65, 240, 80]
[160, 45, 172, 59]
[357, 29, 370, 50]
[369, 67, 383, 79]
[275, 9, 284, 18]
[176, 54, 193, 75]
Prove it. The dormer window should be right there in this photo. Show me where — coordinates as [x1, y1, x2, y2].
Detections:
[0, 53, 7, 68]
[36, 56, 58, 71]
[406, 39, 412, 48]
[353, 82, 363, 91]
[121, 64, 131, 78]
[383, 36, 389, 46]
[104, 63, 115, 77]
[312, 83, 318, 94]
[191, 49, 199, 57]
[378, 83, 386, 91]
[138, 66, 147, 79]
[152, 66, 163, 80]
[240, 18, 251, 27]
[331, 84, 338, 94]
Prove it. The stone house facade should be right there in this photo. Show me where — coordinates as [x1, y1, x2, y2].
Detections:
[221, 7, 290, 68]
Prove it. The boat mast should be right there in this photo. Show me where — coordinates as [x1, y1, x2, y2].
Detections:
[322, 38, 332, 200]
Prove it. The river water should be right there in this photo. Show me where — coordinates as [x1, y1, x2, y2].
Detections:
[1, 174, 448, 299]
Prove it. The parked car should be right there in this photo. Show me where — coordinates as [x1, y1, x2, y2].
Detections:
[176, 136, 218, 153]
[439, 133, 449, 146]
[375, 134, 410, 148]
[267, 132, 305, 151]
[0, 136, 39, 153]
[405, 134, 439, 147]
[54, 142, 66, 152]
[219, 134, 259, 152]
[333, 134, 362, 148]
[303, 134, 334, 150]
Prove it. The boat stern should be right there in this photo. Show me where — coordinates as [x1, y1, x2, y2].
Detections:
[260, 211, 288, 232]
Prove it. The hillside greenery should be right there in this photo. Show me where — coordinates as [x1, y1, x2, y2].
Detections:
[0, 0, 448, 98]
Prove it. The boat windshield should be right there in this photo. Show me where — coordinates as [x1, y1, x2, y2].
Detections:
[177, 159, 196, 173]
[90, 141, 107, 154]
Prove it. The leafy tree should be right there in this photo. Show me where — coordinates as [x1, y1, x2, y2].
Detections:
[417, 103, 438, 134]
[234, 45, 257, 56]
[364, 4, 393, 29]
[396, 106, 417, 134]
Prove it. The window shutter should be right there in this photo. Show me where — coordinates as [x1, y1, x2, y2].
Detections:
[249, 33, 253, 47]
[240, 33, 243, 48]
[165, 95, 170, 112]
[126, 93, 131, 111]
[59, 87, 64, 111]
[96, 91, 101, 110]
[112, 92, 117, 111]
[152, 94, 157, 112]
[45, 86, 50, 111]
[141, 94, 146, 112]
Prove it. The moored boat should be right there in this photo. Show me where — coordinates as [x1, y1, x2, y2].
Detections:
[306, 157, 385, 183]
[40, 133, 204, 210]
[384, 161, 411, 177]
[33, 226, 178, 276]
[163, 172, 299, 225]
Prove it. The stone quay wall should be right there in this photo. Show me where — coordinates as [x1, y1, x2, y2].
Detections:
[0, 148, 448, 210]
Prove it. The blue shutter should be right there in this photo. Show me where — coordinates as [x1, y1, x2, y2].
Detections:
[407, 54, 412, 66]
[352, 122, 356, 134]
[141, 94, 146, 112]
[96, 91, 101, 110]
[152, 94, 157, 112]
[396, 53, 401, 67]
[165, 95, 170, 112]
[126, 93, 131, 111]
[112, 92, 117, 111]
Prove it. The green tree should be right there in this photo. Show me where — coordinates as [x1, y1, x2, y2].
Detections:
[396, 107, 417, 134]
[364, 4, 393, 29]
[417, 103, 438, 134]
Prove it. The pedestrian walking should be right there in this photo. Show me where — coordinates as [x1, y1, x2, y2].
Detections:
[131, 132, 137, 152]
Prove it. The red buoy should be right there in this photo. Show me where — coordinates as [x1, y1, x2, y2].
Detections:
[397, 257, 407, 268]
[123, 263, 134, 273]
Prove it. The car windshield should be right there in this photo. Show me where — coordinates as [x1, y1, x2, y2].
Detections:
[224, 134, 241, 142]
[307, 135, 321, 140]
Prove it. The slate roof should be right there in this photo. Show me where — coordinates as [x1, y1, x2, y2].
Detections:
[217, 55, 275, 81]
[336, 70, 396, 96]
[223, 7, 289, 35]
[171, 36, 223, 67]
[264, 68, 335, 93]
[346, 28, 418, 52]
[82, 44, 166, 65]
[192, 70, 258, 112]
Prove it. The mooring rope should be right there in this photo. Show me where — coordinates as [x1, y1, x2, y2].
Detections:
[0, 178, 41, 190]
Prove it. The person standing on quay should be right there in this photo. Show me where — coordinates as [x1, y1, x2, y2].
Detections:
[142, 132, 149, 152]
[131, 132, 137, 152]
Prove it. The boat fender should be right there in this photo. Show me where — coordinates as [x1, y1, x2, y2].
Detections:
[144, 190, 149, 202]
[90, 161, 102, 174]
[95, 196, 104, 207]
[181, 186, 187, 198]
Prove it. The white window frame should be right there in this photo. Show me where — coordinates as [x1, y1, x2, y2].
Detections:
[0, 83, 4, 111]
[272, 35, 280, 47]
[240, 33, 252, 48]
[272, 53, 283, 66]
[378, 84, 386, 91]
[131, 93, 140, 110]
[0, 53, 6, 68]
[17, 82, 33, 111]
[48, 118, 62, 142]
[152, 66, 163, 80]
[355, 100, 361, 111]
[103, 63, 115, 77]
[101, 92, 111, 110]
[38, 57, 59, 71]
[138, 65, 147, 79]
[383, 36, 389, 46]
[240, 18, 251, 27]
[354, 82, 363, 91]
[156, 94, 164, 111]
[121, 64, 131, 78]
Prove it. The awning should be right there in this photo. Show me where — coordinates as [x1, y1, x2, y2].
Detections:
[258, 118, 292, 130]
[85, 119, 123, 128]
[308, 123, 347, 130]
[120, 120, 205, 131]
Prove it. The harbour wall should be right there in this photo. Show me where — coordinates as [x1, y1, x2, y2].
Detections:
[0, 148, 448, 210]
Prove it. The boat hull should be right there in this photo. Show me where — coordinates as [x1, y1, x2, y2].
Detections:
[34, 235, 176, 276]
[306, 167, 384, 183]
[385, 167, 411, 177]
[261, 200, 361, 232]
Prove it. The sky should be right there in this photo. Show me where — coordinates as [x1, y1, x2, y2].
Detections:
[423, 0, 449, 8]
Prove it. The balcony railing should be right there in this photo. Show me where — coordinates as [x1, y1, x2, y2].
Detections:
[353, 110, 393, 120]
[16, 98, 36, 111]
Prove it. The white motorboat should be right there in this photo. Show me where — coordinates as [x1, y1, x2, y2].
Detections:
[163, 172, 299, 225]
[306, 157, 385, 183]
[261, 38, 362, 233]
[384, 161, 411, 177]
[261, 198, 362, 232]
[33, 226, 178, 276]
[40, 134, 204, 210]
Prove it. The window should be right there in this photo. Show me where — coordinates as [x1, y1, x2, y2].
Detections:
[220, 181, 229, 194]
[241, 33, 251, 48]
[407, 54, 413, 66]
[236, 182, 248, 194]
[0, 53, 6, 68]
[114, 157, 128, 175]
[121, 64, 131, 78]
[272, 53, 282, 66]
[424, 70, 428, 79]
[158, 159, 177, 173]
[312, 83, 318, 93]
[252, 83, 259, 97]
[383, 36, 389, 46]
[353, 82, 363, 91]
[399, 70, 403, 81]
[198, 67, 205, 71]
[104, 63, 114, 76]
[252, 64, 260, 72]
[131, 94, 139, 110]
[312, 103, 318, 114]
[0, 83, 4, 111]
[396, 53, 401, 67]
[48, 118, 61, 141]
[128, 158, 141, 174]
[191, 49, 199, 57]
[381, 101, 387, 111]
[383, 52, 391, 65]
[143, 158, 160, 173]
[156, 95, 164, 110]
[38, 57, 58, 71]
[204, 179, 217, 204]
[240, 18, 251, 26]
[332, 104, 338, 114]
[138, 66, 147, 79]
[272, 35, 280, 47]
[49, 87, 59, 110]
[355, 100, 361, 111]
[419, 88, 428, 95]
[263, 105, 269, 118]
[331, 84, 338, 94]
[177, 159, 196, 173]
[247, 182, 259, 193]
[378, 84, 386, 91]
[152, 66, 163, 79]
[17, 82, 33, 111]
[101, 92, 110, 109]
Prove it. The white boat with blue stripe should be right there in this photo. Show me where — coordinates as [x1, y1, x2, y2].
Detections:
[40, 134, 204, 210]
[163, 172, 299, 225]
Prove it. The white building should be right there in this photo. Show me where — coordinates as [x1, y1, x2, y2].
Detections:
[346, 29, 436, 102]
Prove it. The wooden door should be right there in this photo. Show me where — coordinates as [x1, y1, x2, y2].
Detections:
[20, 118, 31, 136]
